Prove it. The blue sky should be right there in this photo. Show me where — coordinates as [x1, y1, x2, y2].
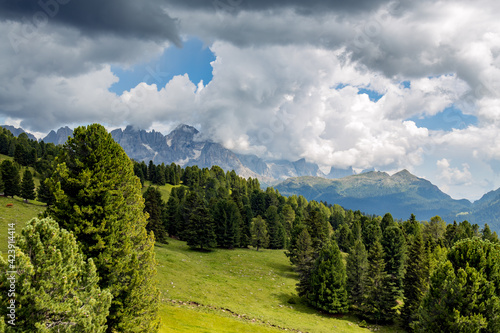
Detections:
[109, 38, 215, 94]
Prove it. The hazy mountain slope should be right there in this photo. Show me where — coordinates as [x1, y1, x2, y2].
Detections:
[275, 170, 472, 221]
[1, 125, 37, 140]
[42, 126, 73, 145]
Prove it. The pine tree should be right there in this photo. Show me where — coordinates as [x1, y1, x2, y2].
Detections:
[165, 195, 181, 237]
[305, 241, 349, 314]
[413, 238, 500, 332]
[381, 225, 406, 303]
[20, 169, 35, 201]
[0, 160, 20, 198]
[401, 229, 427, 330]
[184, 192, 217, 250]
[294, 228, 315, 297]
[251, 215, 269, 251]
[44, 124, 160, 332]
[143, 186, 168, 243]
[0, 218, 112, 332]
[361, 239, 393, 323]
[346, 239, 368, 311]
[37, 176, 55, 206]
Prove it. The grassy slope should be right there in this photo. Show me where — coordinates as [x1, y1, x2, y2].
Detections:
[156, 239, 402, 333]
[0, 196, 46, 254]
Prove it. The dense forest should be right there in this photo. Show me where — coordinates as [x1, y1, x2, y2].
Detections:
[1, 125, 500, 332]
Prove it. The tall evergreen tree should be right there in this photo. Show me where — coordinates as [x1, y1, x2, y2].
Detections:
[361, 239, 394, 323]
[183, 192, 217, 250]
[45, 124, 160, 332]
[165, 195, 181, 237]
[143, 186, 168, 243]
[346, 239, 368, 311]
[0, 218, 112, 332]
[294, 228, 316, 298]
[250, 215, 269, 251]
[305, 241, 349, 314]
[401, 229, 427, 331]
[20, 169, 36, 201]
[37, 176, 55, 206]
[381, 225, 407, 300]
[0, 160, 20, 198]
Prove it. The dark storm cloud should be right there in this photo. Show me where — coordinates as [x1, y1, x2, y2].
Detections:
[168, 0, 400, 15]
[0, 0, 181, 45]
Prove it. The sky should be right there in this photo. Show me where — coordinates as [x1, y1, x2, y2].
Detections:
[1, 0, 500, 201]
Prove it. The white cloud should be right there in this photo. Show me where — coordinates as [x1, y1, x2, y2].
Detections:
[437, 158, 473, 188]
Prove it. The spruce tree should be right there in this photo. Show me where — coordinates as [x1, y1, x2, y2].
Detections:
[361, 239, 394, 323]
[143, 186, 168, 243]
[381, 225, 407, 302]
[45, 124, 160, 332]
[250, 215, 269, 251]
[37, 177, 55, 206]
[305, 241, 349, 314]
[183, 192, 217, 250]
[346, 239, 368, 311]
[0, 218, 112, 332]
[0, 160, 20, 198]
[20, 169, 36, 201]
[401, 229, 427, 330]
[165, 195, 181, 237]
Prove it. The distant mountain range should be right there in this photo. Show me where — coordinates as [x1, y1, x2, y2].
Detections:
[2, 123, 499, 230]
[274, 171, 500, 230]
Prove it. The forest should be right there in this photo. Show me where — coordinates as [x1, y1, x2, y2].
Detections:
[1, 124, 500, 332]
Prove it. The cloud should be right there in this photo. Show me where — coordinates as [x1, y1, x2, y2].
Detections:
[0, 0, 181, 45]
[437, 158, 472, 186]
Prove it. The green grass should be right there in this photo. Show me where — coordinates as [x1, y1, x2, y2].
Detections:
[142, 182, 186, 202]
[155, 240, 404, 333]
[0, 196, 46, 254]
[159, 304, 284, 333]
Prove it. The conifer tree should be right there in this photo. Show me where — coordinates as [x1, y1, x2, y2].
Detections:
[165, 195, 181, 237]
[0, 218, 112, 332]
[251, 215, 269, 251]
[361, 239, 394, 323]
[401, 229, 427, 330]
[413, 238, 500, 332]
[294, 228, 316, 297]
[346, 239, 368, 311]
[184, 191, 217, 250]
[20, 169, 36, 201]
[37, 177, 55, 206]
[143, 186, 168, 243]
[381, 225, 407, 299]
[305, 241, 349, 314]
[45, 124, 159, 332]
[0, 160, 20, 198]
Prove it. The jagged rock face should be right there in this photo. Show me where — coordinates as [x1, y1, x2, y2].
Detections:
[42, 126, 73, 145]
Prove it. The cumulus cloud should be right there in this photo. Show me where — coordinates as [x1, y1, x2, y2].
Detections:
[437, 158, 473, 186]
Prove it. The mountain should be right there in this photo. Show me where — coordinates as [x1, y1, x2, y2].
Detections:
[42, 126, 73, 145]
[274, 170, 473, 222]
[0, 125, 37, 141]
[451, 188, 500, 231]
[109, 124, 327, 182]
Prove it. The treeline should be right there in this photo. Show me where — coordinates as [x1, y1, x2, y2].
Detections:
[0, 127, 59, 203]
[0, 127, 60, 175]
